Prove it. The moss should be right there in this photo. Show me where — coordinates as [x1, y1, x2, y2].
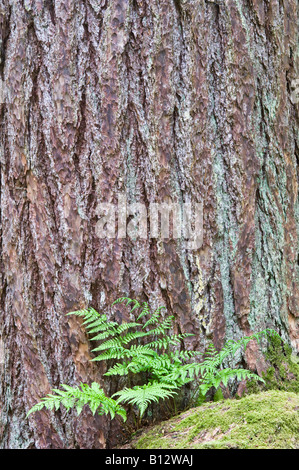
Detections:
[134, 391, 299, 449]
[213, 388, 224, 402]
[246, 336, 299, 395]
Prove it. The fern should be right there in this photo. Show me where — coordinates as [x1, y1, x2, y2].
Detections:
[142, 306, 165, 329]
[144, 316, 174, 336]
[112, 297, 141, 313]
[27, 297, 283, 427]
[26, 382, 127, 421]
[113, 382, 179, 418]
[137, 302, 151, 320]
[160, 330, 279, 399]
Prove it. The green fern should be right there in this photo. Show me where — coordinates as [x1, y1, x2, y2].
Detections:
[113, 382, 179, 418]
[145, 334, 191, 351]
[112, 297, 141, 313]
[27, 297, 283, 425]
[26, 382, 127, 421]
[196, 329, 280, 397]
[136, 302, 151, 320]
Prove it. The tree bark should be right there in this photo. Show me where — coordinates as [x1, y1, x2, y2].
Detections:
[0, 0, 298, 448]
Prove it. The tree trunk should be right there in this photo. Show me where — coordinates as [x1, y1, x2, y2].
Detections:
[0, 0, 298, 449]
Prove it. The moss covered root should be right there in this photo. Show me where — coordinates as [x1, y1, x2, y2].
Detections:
[134, 391, 299, 449]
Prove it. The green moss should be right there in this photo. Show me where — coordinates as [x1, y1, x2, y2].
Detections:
[247, 336, 299, 395]
[213, 388, 224, 402]
[134, 391, 299, 449]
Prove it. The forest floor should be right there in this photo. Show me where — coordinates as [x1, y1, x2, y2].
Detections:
[118, 390, 299, 449]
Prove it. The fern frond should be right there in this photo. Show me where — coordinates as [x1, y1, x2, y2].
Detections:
[145, 337, 176, 350]
[89, 329, 118, 342]
[91, 331, 149, 352]
[162, 361, 212, 383]
[121, 330, 150, 345]
[199, 367, 265, 395]
[104, 362, 131, 376]
[67, 307, 100, 318]
[106, 357, 152, 376]
[92, 344, 156, 362]
[113, 382, 179, 417]
[26, 382, 127, 421]
[142, 306, 166, 329]
[67, 308, 118, 336]
[125, 344, 157, 359]
[146, 333, 194, 350]
[90, 322, 141, 342]
[91, 337, 124, 352]
[116, 322, 142, 334]
[92, 347, 127, 362]
[137, 302, 151, 320]
[217, 329, 282, 367]
[145, 316, 174, 336]
[86, 320, 118, 334]
[112, 297, 141, 313]
[112, 297, 132, 305]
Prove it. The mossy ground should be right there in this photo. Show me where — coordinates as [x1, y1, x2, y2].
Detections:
[133, 390, 299, 449]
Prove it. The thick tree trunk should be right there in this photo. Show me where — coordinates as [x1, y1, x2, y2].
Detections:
[0, 0, 298, 449]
